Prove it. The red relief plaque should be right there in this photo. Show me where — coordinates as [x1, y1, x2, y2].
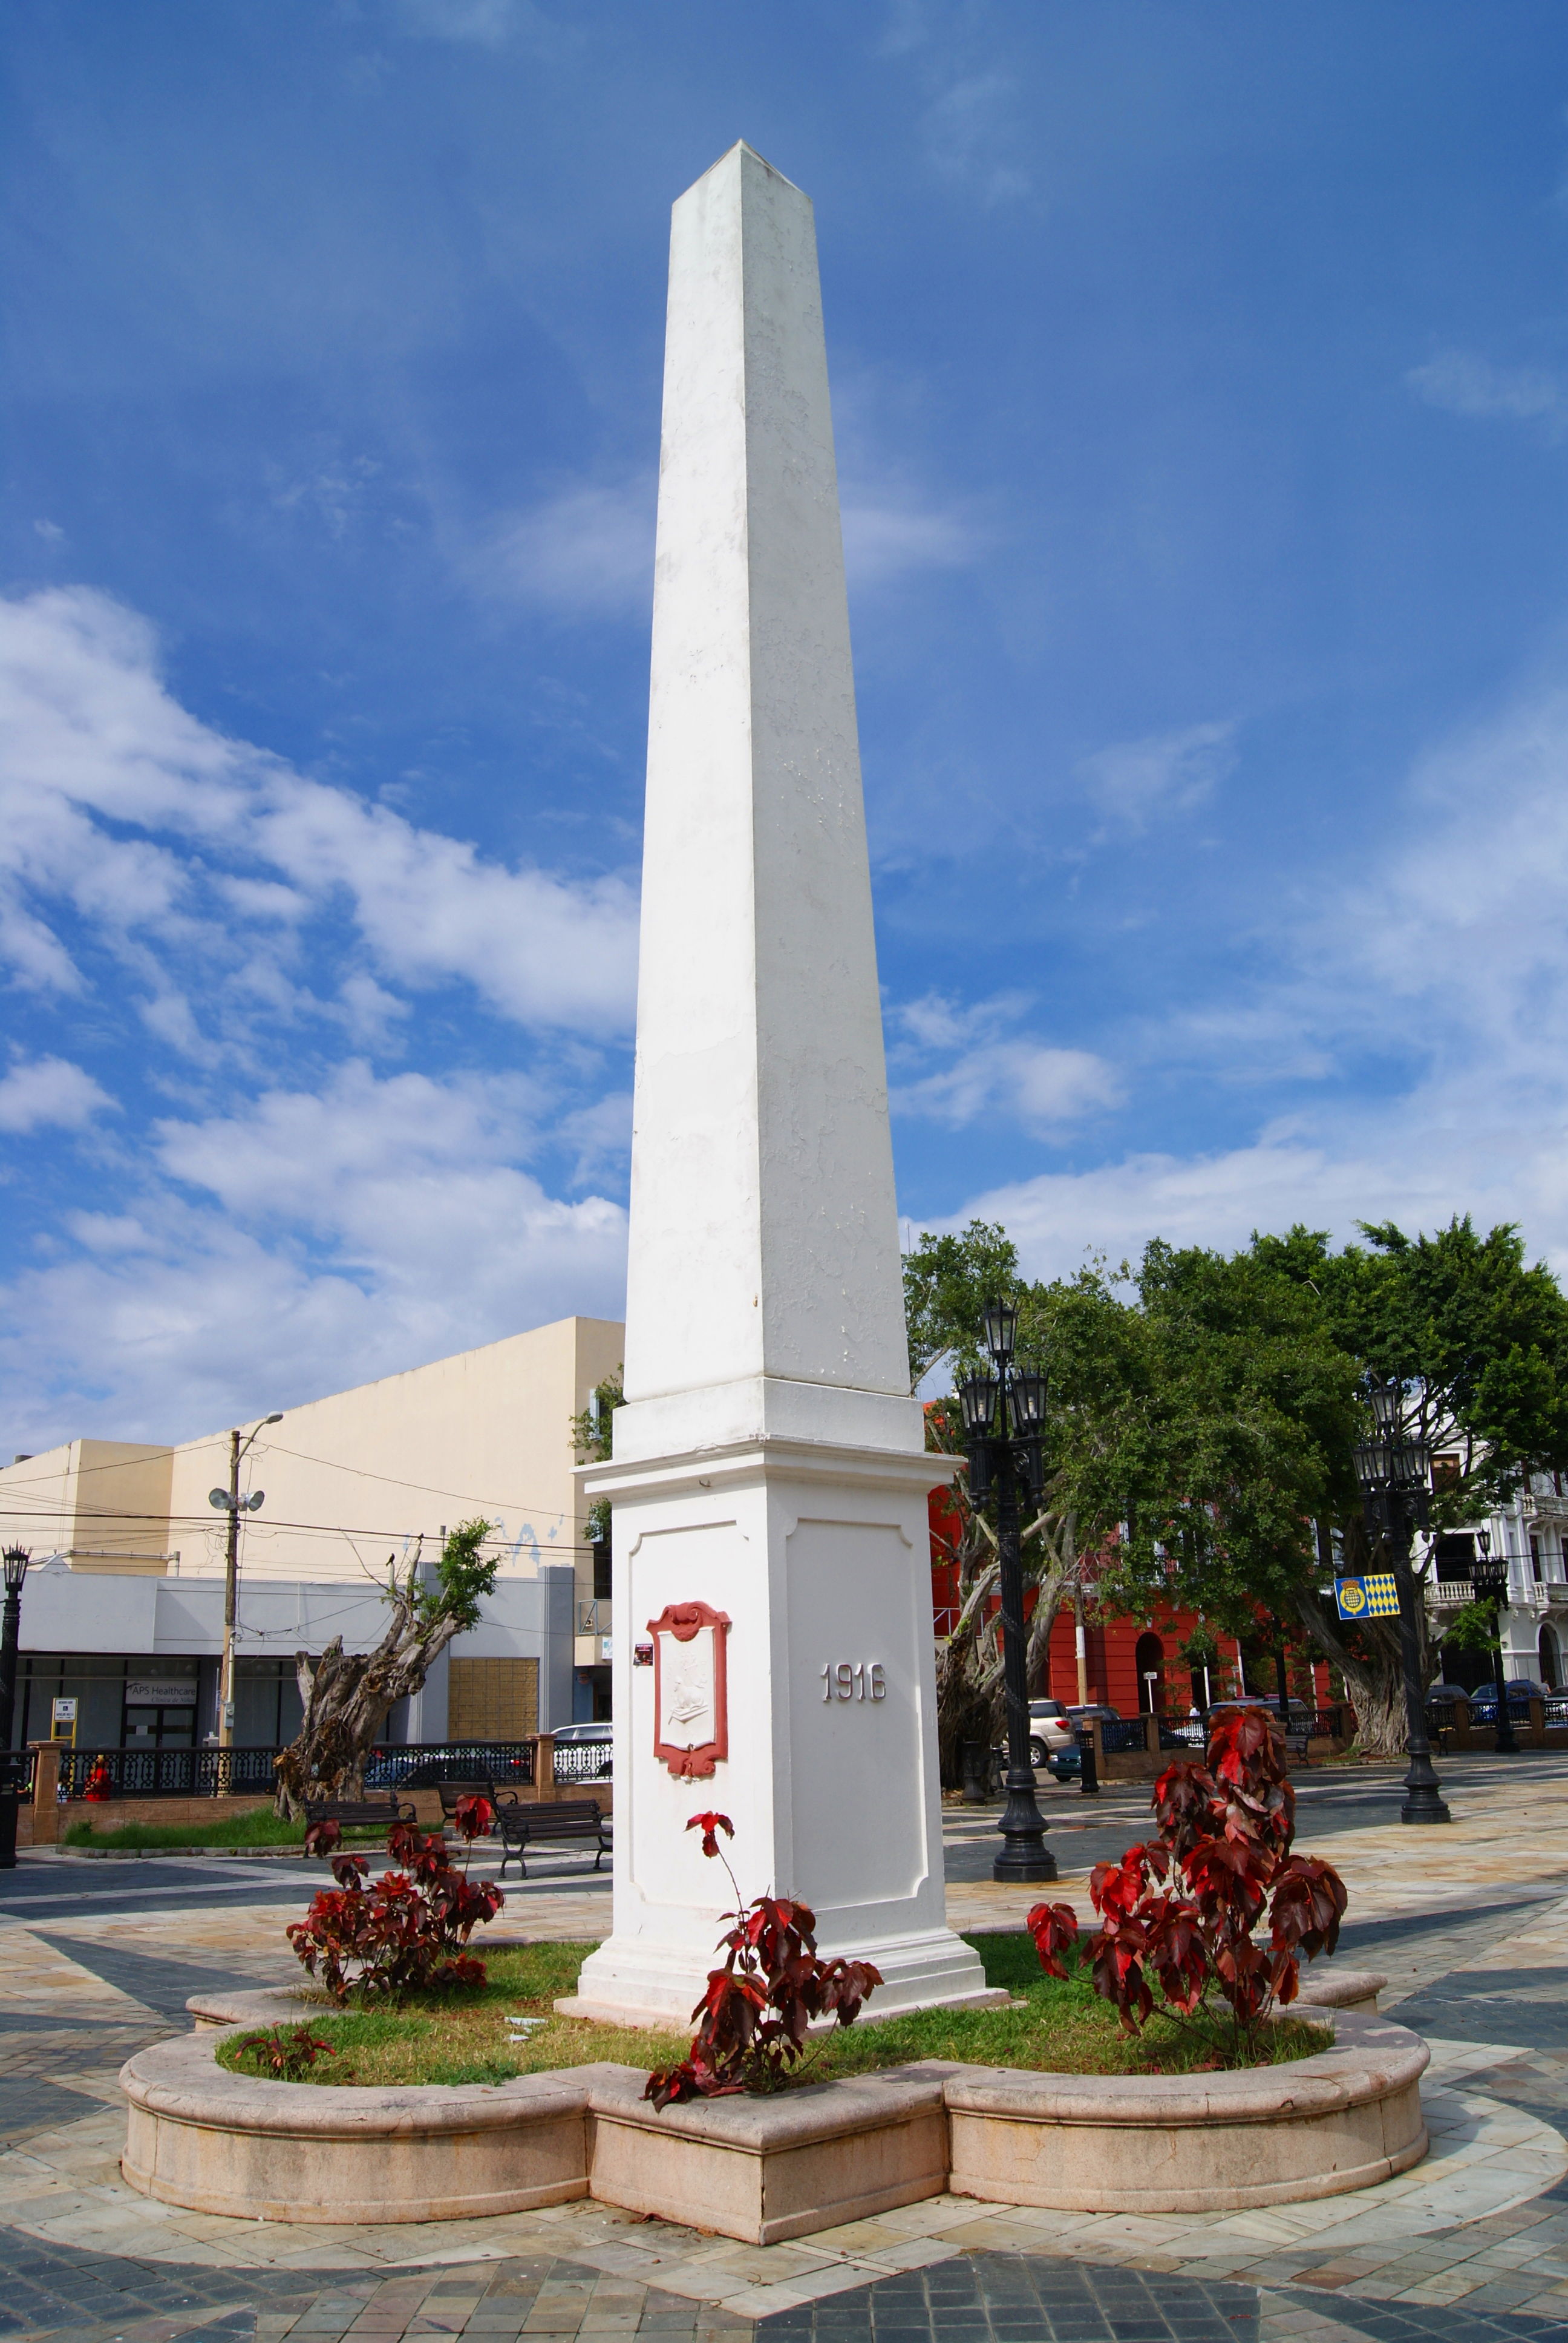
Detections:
[648, 1600, 731, 1778]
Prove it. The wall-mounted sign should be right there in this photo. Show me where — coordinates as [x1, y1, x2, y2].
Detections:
[125, 1680, 198, 1707]
[599, 1636, 613, 1663]
[1333, 1575, 1400, 1621]
[633, 1642, 654, 1668]
[648, 1600, 731, 1778]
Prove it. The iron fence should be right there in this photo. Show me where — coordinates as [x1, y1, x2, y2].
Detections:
[362, 1743, 537, 1791]
[1099, 1717, 1149, 1754]
[57, 1745, 284, 1799]
[51, 1740, 539, 1799]
[551, 1737, 613, 1783]
[0, 1748, 36, 1798]
[1157, 1718, 1206, 1749]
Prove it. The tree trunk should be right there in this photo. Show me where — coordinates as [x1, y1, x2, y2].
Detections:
[1294, 1583, 1414, 1760]
[273, 1550, 461, 1817]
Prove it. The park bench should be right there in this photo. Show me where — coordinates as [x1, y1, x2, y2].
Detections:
[489, 1794, 611, 1879]
[302, 1792, 416, 1839]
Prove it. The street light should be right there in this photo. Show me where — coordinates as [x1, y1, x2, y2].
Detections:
[1351, 1377, 1451, 1824]
[1469, 1527, 1518, 1757]
[209, 1412, 283, 1751]
[0, 1545, 31, 1871]
[959, 1301, 1056, 1882]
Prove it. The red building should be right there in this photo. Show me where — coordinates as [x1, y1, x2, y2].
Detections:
[929, 1488, 1328, 1715]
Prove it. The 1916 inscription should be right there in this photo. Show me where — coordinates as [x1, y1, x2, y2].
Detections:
[821, 1662, 887, 1702]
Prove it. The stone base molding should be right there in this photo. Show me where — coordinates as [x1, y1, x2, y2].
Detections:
[121, 1970, 1417, 2245]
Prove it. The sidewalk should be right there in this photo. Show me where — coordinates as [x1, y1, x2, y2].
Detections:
[5, 1760, 1568, 2340]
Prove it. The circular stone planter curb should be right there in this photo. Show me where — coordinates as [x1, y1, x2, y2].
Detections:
[939, 2004, 1427, 2215]
[119, 2030, 613, 2223]
[120, 1962, 1423, 2235]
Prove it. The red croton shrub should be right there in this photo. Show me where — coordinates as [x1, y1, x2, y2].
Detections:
[1027, 1708, 1347, 2054]
[290, 1812, 503, 2004]
[644, 1814, 883, 2108]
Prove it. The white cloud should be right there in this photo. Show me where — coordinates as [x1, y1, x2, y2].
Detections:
[392, 0, 532, 44]
[484, 479, 656, 617]
[890, 993, 1120, 1137]
[1080, 719, 1236, 836]
[0, 1055, 116, 1135]
[1406, 351, 1568, 434]
[934, 672, 1568, 1280]
[0, 1062, 629, 1447]
[922, 74, 1031, 205]
[841, 493, 981, 589]
[0, 586, 639, 1038]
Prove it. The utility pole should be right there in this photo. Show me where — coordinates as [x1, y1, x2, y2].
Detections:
[209, 1413, 283, 1749]
[1073, 1579, 1089, 1707]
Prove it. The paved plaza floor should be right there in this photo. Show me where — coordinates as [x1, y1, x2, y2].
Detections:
[7, 1754, 1568, 2342]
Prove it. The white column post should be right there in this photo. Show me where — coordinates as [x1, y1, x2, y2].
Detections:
[565, 144, 991, 2027]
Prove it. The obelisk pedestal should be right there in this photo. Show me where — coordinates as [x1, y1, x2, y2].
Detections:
[565, 144, 990, 2027]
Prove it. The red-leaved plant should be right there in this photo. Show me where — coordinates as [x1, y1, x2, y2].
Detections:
[644, 1814, 883, 2108]
[1027, 1708, 1347, 2060]
[234, 2020, 339, 2079]
[289, 1817, 503, 2004]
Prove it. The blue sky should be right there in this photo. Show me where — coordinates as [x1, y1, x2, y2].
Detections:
[5, 0, 1568, 1447]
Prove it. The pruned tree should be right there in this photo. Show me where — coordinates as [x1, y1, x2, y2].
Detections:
[273, 1520, 497, 1818]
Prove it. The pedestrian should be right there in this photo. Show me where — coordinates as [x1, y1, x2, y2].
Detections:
[83, 1755, 113, 1802]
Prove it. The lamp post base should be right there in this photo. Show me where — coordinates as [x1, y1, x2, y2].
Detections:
[1495, 1726, 1520, 1755]
[993, 1770, 1057, 1882]
[0, 1791, 18, 1870]
[1400, 1758, 1451, 1824]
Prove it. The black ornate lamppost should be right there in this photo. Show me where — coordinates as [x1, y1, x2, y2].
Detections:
[1470, 1527, 1519, 1757]
[0, 1545, 31, 1872]
[1352, 1379, 1451, 1825]
[959, 1299, 1056, 1883]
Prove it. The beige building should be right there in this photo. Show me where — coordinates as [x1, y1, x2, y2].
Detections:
[0, 1315, 624, 1754]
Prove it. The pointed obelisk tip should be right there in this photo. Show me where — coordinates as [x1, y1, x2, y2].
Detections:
[685, 140, 809, 203]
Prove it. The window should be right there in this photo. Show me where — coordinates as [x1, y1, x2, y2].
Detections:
[1532, 1536, 1543, 1584]
[1431, 1455, 1462, 1492]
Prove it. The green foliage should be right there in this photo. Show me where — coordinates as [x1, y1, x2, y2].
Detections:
[417, 1518, 498, 1632]
[1251, 1216, 1568, 1512]
[903, 1221, 1028, 1386]
[1442, 1599, 1501, 1654]
[569, 1372, 624, 1463]
[569, 1371, 624, 1544]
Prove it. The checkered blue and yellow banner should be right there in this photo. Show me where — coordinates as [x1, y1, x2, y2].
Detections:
[1334, 1573, 1400, 1620]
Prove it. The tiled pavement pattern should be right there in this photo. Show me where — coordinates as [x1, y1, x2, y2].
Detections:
[11, 1760, 1568, 2339]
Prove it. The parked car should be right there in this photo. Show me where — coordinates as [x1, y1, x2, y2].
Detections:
[1027, 1697, 1077, 1769]
[1465, 1678, 1546, 1721]
[551, 1720, 613, 1778]
[1044, 1703, 1121, 1778]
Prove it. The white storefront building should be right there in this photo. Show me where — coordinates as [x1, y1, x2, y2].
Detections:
[0, 1313, 624, 1755]
[1428, 1470, 1568, 1690]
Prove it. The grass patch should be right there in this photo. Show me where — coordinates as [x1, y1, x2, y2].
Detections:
[215, 1935, 1329, 2089]
[62, 1809, 396, 1852]
[64, 1808, 307, 1851]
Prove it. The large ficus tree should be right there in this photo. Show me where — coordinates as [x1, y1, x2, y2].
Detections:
[1248, 1217, 1568, 1749]
[909, 1225, 1166, 1777]
[909, 1211, 1568, 1765]
[273, 1519, 498, 1817]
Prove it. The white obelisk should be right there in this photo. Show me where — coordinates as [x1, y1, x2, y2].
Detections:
[569, 143, 990, 2026]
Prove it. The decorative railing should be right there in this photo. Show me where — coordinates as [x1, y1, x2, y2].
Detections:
[363, 1742, 537, 1790]
[1157, 1718, 1206, 1749]
[1, 1747, 36, 1798]
[53, 1740, 540, 1799]
[552, 1736, 613, 1783]
[57, 1745, 284, 1799]
[1099, 1717, 1149, 1754]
